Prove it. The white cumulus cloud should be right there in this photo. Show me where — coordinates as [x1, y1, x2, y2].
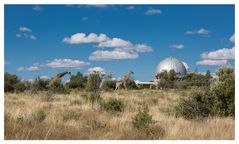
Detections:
[145, 8, 162, 15]
[186, 28, 210, 36]
[17, 26, 37, 40]
[63, 32, 153, 61]
[89, 50, 139, 61]
[19, 27, 32, 33]
[40, 75, 51, 80]
[46, 59, 90, 69]
[17, 66, 40, 72]
[88, 67, 105, 74]
[97, 38, 132, 48]
[63, 33, 108, 44]
[196, 59, 228, 66]
[201, 47, 235, 60]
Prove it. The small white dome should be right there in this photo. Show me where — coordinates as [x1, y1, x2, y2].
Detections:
[156, 57, 187, 75]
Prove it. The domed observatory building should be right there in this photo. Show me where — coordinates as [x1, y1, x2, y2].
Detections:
[156, 57, 187, 75]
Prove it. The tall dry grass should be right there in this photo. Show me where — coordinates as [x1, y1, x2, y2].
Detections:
[4, 89, 234, 140]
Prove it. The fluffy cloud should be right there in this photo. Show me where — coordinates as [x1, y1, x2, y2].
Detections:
[40, 75, 51, 80]
[201, 47, 235, 60]
[63, 33, 108, 44]
[17, 66, 40, 72]
[170, 44, 184, 49]
[33, 5, 43, 12]
[97, 38, 132, 48]
[186, 28, 210, 35]
[19, 27, 32, 33]
[230, 33, 235, 43]
[17, 26, 37, 40]
[89, 50, 139, 61]
[63, 32, 153, 61]
[196, 46, 234, 66]
[46, 59, 90, 69]
[145, 8, 162, 15]
[88, 67, 105, 74]
[196, 59, 228, 66]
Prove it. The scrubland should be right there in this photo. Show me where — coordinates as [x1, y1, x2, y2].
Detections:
[4, 89, 234, 140]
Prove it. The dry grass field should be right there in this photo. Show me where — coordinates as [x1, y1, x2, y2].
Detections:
[4, 89, 234, 140]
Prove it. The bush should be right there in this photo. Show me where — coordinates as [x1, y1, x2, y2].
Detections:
[86, 72, 102, 107]
[174, 89, 213, 119]
[156, 70, 176, 89]
[132, 106, 153, 129]
[100, 98, 124, 113]
[66, 72, 88, 89]
[14, 82, 27, 93]
[32, 108, 46, 123]
[211, 67, 235, 117]
[86, 72, 101, 92]
[126, 80, 138, 89]
[101, 80, 116, 91]
[175, 67, 235, 119]
[49, 80, 68, 94]
[4, 73, 21, 92]
[31, 77, 50, 92]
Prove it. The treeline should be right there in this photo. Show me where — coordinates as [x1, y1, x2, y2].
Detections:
[4, 72, 137, 93]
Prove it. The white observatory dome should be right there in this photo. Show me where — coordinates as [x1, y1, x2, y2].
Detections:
[156, 57, 187, 75]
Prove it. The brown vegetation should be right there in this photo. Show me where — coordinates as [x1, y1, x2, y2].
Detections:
[4, 89, 234, 140]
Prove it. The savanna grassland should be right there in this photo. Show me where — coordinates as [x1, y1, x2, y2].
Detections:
[4, 89, 234, 140]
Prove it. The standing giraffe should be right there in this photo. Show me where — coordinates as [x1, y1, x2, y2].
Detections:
[115, 71, 134, 90]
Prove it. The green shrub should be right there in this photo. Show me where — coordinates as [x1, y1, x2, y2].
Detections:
[49, 80, 68, 94]
[4, 73, 21, 92]
[100, 98, 124, 113]
[174, 91, 212, 119]
[66, 72, 88, 89]
[174, 67, 235, 119]
[132, 106, 153, 129]
[32, 108, 46, 123]
[86, 72, 102, 107]
[31, 77, 50, 92]
[126, 80, 138, 89]
[14, 82, 27, 93]
[211, 67, 235, 117]
[101, 80, 116, 91]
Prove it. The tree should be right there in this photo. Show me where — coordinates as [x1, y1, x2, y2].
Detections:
[101, 73, 116, 91]
[211, 67, 235, 116]
[86, 72, 102, 107]
[66, 72, 88, 89]
[156, 70, 177, 89]
[4, 73, 21, 92]
[31, 77, 50, 92]
[175, 67, 235, 119]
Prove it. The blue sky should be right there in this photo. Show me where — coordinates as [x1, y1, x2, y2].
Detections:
[4, 5, 235, 81]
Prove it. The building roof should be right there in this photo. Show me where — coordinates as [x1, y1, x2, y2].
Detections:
[156, 57, 187, 75]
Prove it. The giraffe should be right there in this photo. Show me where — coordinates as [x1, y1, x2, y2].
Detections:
[115, 71, 134, 90]
[49, 71, 71, 85]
